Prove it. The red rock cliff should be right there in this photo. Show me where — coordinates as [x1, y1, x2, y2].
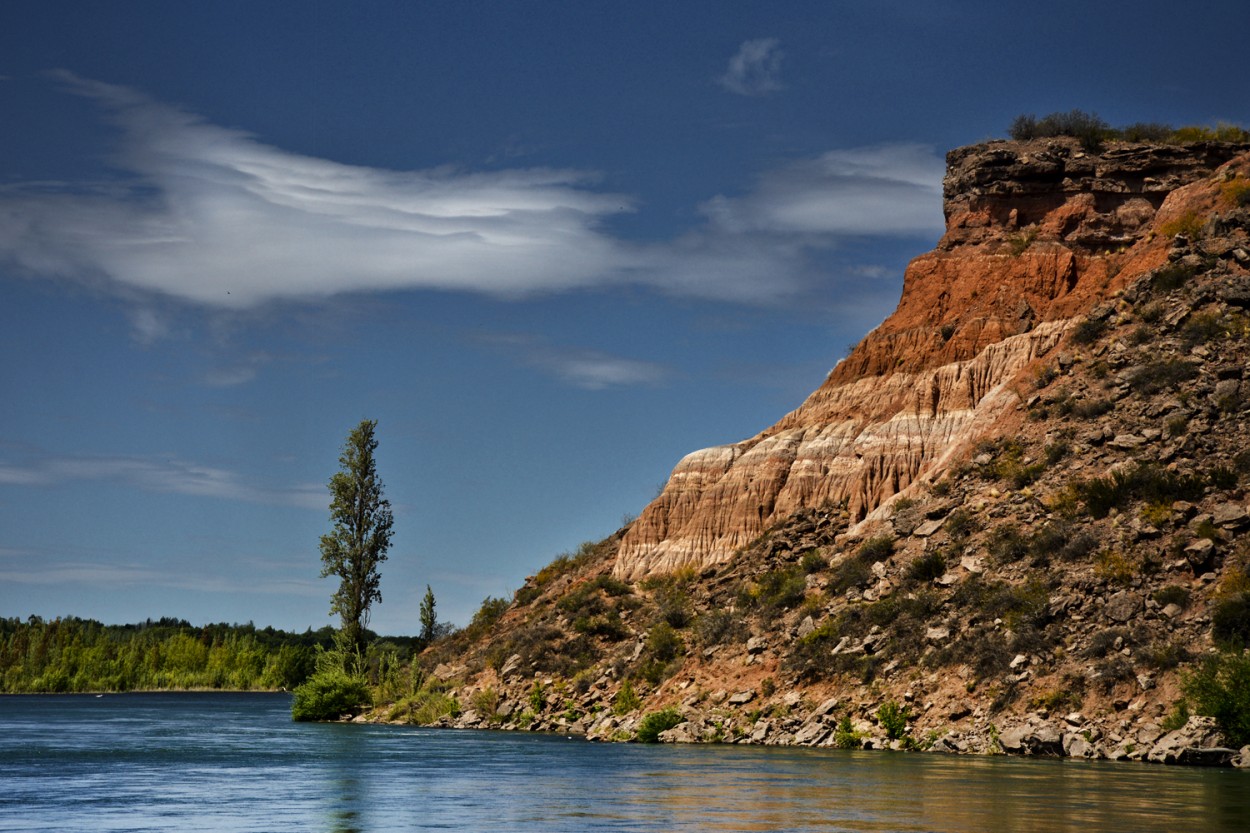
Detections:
[615, 137, 1250, 579]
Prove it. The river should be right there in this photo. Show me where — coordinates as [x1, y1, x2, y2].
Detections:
[2, 692, 1248, 831]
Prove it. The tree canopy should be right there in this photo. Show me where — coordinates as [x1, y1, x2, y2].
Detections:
[319, 419, 394, 670]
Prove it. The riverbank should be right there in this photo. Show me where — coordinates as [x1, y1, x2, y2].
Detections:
[355, 698, 1250, 769]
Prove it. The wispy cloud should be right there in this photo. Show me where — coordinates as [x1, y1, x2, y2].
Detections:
[719, 38, 784, 96]
[0, 72, 632, 307]
[478, 334, 670, 390]
[200, 351, 280, 387]
[0, 559, 323, 596]
[0, 74, 943, 316]
[0, 453, 324, 508]
[697, 144, 945, 237]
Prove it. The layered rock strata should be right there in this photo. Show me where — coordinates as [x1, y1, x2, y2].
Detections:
[615, 138, 1250, 580]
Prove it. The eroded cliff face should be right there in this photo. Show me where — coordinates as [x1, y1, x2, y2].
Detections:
[616, 137, 1250, 580]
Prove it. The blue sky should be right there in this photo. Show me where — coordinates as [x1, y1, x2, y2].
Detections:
[2, 1, 1246, 633]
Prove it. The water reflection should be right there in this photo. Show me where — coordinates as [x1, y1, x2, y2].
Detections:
[322, 725, 366, 833]
[4, 695, 1250, 833]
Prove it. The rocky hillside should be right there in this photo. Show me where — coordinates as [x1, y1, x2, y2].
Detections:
[382, 137, 1250, 766]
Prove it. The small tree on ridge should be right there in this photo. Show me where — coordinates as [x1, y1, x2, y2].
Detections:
[419, 585, 437, 646]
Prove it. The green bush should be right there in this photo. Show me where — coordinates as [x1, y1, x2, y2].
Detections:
[1182, 650, 1250, 747]
[646, 622, 685, 663]
[654, 585, 692, 628]
[1068, 398, 1113, 419]
[944, 508, 976, 541]
[636, 707, 684, 743]
[1071, 316, 1108, 345]
[876, 700, 911, 741]
[613, 679, 641, 714]
[829, 556, 872, 593]
[1222, 177, 1250, 207]
[833, 714, 863, 749]
[572, 610, 629, 641]
[1074, 463, 1205, 519]
[907, 551, 947, 583]
[1212, 593, 1250, 650]
[800, 550, 827, 573]
[988, 524, 1029, 565]
[393, 686, 460, 724]
[1008, 110, 1110, 150]
[1009, 113, 1250, 148]
[1152, 585, 1191, 609]
[694, 608, 747, 647]
[1208, 465, 1239, 491]
[1127, 360, 1198, 395]
[857, 535, 896, 562]
[464, 596, 510, 640]
[1180, 312, 1227, 348]
[738, 565, 808, 613]
[291, 670, 371, 721]
[590, 574, 633, 596]
[1150, 263, 1196, 293]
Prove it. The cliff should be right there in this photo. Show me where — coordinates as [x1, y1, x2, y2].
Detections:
[615, 138, 1250, 579]
[383, 136, 1250, 768]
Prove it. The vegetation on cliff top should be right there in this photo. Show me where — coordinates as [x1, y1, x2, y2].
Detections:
[1008, 109, 1250, 150]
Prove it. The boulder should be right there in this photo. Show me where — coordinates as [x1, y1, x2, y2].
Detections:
[1104, 590, 1141, 623]
[1213, 502, 1249, 529]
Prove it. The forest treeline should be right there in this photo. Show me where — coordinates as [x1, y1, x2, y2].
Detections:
[0, 616, 385, 693]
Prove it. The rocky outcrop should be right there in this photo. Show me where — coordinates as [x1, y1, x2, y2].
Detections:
[379, 139, 1250, 770]
[615, 138, 1250, 580]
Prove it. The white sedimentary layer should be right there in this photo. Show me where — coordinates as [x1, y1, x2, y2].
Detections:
[615, 320, 1067, 579]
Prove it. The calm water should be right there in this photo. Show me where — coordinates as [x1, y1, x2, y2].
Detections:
[2, 693, 1249, 832]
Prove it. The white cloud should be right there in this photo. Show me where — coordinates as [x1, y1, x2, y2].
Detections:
[479, 334, 670, 390]
[0, 453, 324, 509]
[542, 351, 669, 390]
[0, 72, 632, 307]
[719, 38, 785, 96]
[697, 144, 945, 238]
[0, 74, 944, 315]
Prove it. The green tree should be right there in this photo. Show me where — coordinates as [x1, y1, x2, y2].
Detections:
[419, 585, 437, 645]
[319, 419, 394, 671]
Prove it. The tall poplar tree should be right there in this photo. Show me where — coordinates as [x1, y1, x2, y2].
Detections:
[320, 419, 393, 670]
[419, 585, 437, 645]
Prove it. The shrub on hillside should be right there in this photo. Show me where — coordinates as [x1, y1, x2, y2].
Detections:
[1071, 316, 1108, 345]
[876, 700, 911, 741]
[988, 524, 1029, 565]
[1152, 585, 1191, 609]
[1213, 592, 1250, 650]
[636, 707, 684, 743]
[828, 556, 872, 593]
[1159, 211, 1205, 240]
[694, 608, 747, 647]
[907, 551, 947, 583]
[1221, 177, 1250, 207]
[291, 669, 371, 721]
[1127, 359, 1198, 395]
[1150, 263, 1196, 292]
[738, 565, 808, 614]
[1183, 650, 1250, 747]
[1074, 463, 1204, 518]
[857, 534, 896, 562]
